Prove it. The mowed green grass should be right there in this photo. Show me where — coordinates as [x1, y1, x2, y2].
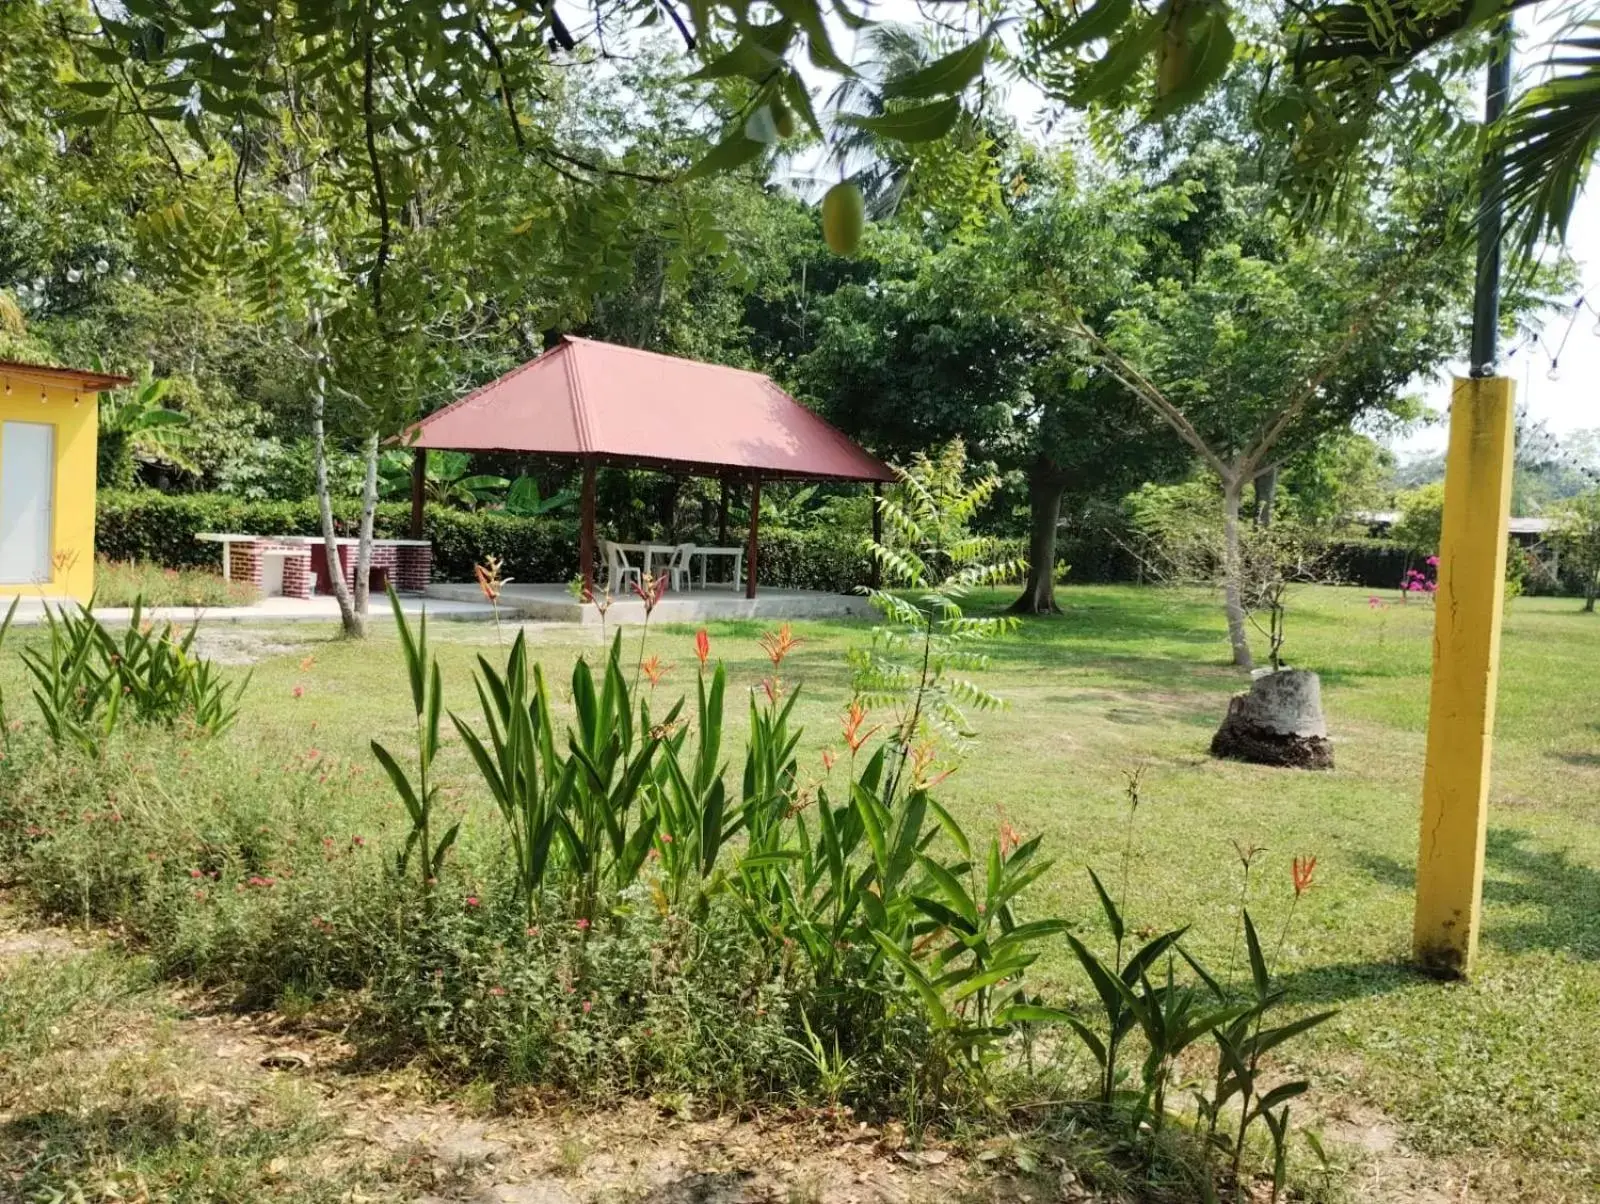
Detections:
[5, 584, 1599, 1195]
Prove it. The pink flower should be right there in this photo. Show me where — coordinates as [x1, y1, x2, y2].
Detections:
[488, 985, 507, 997]
[351, 834, 365, 847]
[189, 868, 203, 879]
[581, 999, 593, 1014]
[292, 685, 304, 699]
[1426, 555, 1439, 567]
[465, 896, 480, 908]
[575, 918, 590, 931]
[526, 926, 540, 937]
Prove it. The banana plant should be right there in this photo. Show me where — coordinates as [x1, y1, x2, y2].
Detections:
[371, 588, 458, 894]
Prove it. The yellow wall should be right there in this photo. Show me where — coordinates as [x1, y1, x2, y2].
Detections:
[0, 376, 98, 601]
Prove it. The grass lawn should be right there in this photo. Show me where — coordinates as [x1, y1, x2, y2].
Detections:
[4, 582, 1597, 1199]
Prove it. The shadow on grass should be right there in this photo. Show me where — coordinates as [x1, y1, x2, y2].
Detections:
[1356, 829, 1600, 961]
[1270, 959, 1435, 1007]
[0, 1100, 241, 1193]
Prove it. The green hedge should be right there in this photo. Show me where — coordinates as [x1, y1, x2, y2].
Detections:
[95, 491, 877, 593]
[1322, 538, 1424, 591]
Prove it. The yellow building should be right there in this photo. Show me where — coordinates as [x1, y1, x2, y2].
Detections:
[0, 360, 128, 602]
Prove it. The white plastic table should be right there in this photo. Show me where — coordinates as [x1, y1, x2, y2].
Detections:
[687, 546, 745, 589]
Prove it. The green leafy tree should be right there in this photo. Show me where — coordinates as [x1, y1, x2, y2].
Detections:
[1550, 488, 1600, 612]
[1071, 157, 1475, 667]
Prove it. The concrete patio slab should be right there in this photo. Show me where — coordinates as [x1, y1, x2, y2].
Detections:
[425, 582, 873, 625]
[0, 593, 499, 628]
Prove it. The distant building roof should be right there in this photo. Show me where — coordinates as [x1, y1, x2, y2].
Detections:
[0, 359, 132, 391]
[1356, 510, 1552, 536]
[408, 336, 894, 483]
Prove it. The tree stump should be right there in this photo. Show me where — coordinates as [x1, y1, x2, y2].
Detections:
[1210, 668, 1333, 770]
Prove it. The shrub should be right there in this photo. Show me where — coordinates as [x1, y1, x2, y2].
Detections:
[97, 491, 878, 593]
[1321, 538, 1421, 590]
[94, 558, 259, 608]
[0, 606, 1337, 1198]
[1391, 484, 1444, 555]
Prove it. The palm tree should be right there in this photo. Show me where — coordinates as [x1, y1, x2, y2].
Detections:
[810, 23, 994, 221]
[97, 372, 192, 489]
[824, 23, 942, 219]
[1284, 0, 1599, 252]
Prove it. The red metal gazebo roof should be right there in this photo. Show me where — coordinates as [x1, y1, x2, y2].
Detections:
[407, 336, 893, 483]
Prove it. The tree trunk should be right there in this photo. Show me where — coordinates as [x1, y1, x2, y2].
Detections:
[351, 431, 380, 626]
[1010, 467, 1067, 615]
[311, 343, 362, 638]
[1221, 478, 1254, 670]
[1252, 466, 1279, 527]
[1211, 668, 1333, 769]
[1585, 569, 1597, 612]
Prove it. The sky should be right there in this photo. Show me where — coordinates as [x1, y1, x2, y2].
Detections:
[1393, 4, 1599, 458]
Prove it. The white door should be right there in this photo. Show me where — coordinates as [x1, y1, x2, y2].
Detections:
[0, 422, 56, 585]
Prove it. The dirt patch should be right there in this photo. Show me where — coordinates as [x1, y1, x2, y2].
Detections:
[190, 628, 309, 665]
[3, 947, 1020, 1204]
[0, 928, 79, 957]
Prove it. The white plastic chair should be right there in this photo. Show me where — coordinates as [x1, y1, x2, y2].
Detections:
[664, 543, 695, 593]
[603, 540, 640, 594]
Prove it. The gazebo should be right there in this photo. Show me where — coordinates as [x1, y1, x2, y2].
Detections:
[405, 336, 893, 603]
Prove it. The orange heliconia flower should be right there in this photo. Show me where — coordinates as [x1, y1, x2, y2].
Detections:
[821, 748, 837, 773]
[1292, 854, 1318, 897]
[910, 740, 952, 789]
[694, 627, 710, 666]
[759, 623, 801, 667]
[842, 700, 879, 754]
[641, 655, 669, 688]
[474, 555, 509, 603]
[997, 807, 1024, 857]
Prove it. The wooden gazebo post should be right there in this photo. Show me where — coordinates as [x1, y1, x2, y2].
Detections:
[579, 458, 597, 595]
[870, 481, 883, 589]
[409, 447, 427, 539]
[746, 473, 761, 600]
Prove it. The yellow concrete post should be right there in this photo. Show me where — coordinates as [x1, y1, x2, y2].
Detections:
[1413, 375, 1515, 977]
